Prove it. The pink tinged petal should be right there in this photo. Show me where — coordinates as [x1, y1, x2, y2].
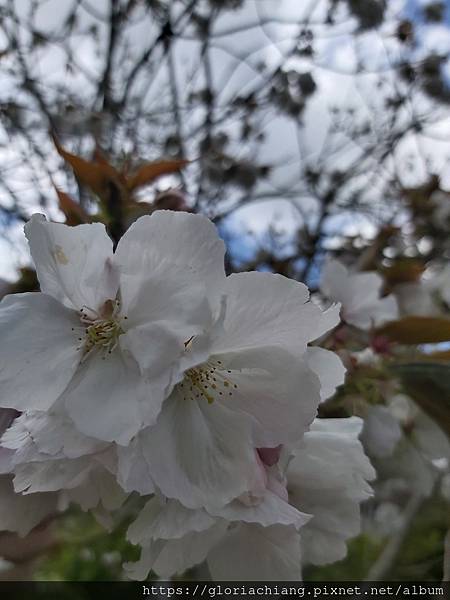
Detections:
[266, 467, 290, 502]
[236, 452, 268, 507]
[207, 523, 302, 581]
[236, 452, 267, 506]
[140, 390, 259, 510]
[25, 214, 117, 312]
[0, 293, 81, 412]
[258, 446, 282, 467]
[0, 475, 57, 536]
[62, 350, 148, 446]
[211, 271, 327, 356]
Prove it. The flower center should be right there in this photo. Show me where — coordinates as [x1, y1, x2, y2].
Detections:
[73, 300, 127, 360]
[85, 318, 123, 355]
[179, 359, 238, 404]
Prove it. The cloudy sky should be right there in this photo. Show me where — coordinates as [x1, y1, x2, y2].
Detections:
[1, 0, 450, 281]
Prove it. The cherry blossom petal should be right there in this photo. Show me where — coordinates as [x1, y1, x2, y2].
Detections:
[63, 467, 128, 513]
[207, 523, 302, 581]
[305, 346, 346, 402]
[211, 272, 330, 355]
[127, 498, 216, 544]
[0, 293, 81, 412]
[139, 390, 259, 509]
[321, 259, 398, 329]
[125, 523, 227, 581]
[118, 265, 211, 334]
[209, 490, 310, 529]
[119, 321, 189, 405]
[13, 456, 92, 494]
[213, 346, 321, 446]
[115, 210, 226, 307]
[62, 350, 149, 445]
[0, 475, 57, 536]
[116, 437, 155, 496]
[360, 406, 402, 458]
[1, 411, 106, 463]
[25, 215, 117, 312]
[288, 417, 375, 566]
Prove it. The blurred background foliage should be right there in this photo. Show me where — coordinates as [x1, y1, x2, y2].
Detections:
[0, 0, 449, 583]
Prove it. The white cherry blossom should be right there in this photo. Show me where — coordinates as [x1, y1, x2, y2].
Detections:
[124, 417, 374, 580]
[0, 408, 58, 537]
[365, 394, 450, 498]
[0, 409, 128, 529]
[321, 258, 398, 330]
[289, 417, 375, 566]
[0, 211, 224, 445]
[118, 277, 341, 510]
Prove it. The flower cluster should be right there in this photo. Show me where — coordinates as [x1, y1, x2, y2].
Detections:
[0, 211, 375, 580]
[319, 258, 450, 527]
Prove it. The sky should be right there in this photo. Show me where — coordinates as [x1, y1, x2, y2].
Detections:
[1, 0, 450, 281]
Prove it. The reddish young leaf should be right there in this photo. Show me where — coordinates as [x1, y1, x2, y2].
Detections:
[52, 133, 121, 199]
[127, 158, 188, 191]
[53, 184, 90, 225]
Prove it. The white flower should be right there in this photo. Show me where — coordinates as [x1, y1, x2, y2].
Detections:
[124, 481, 307, 581]
[1, 410, 119, 490]
[124, 417, 374, 580]
[360, 406, 403, 459]
[0, 408, 58, 537]
[363, 394, 450, 497]
[0, 475, 58, 537]
[321, 258, 398, 329]
[289, 417, 375, 566]
[0, 409, 18, 476]
[118, 275, 342, 510]
[393, 281, 438, 316]
[0, 410, 128, 531]
[305, 346, 346, 402]
[0, 211, 224, 445]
